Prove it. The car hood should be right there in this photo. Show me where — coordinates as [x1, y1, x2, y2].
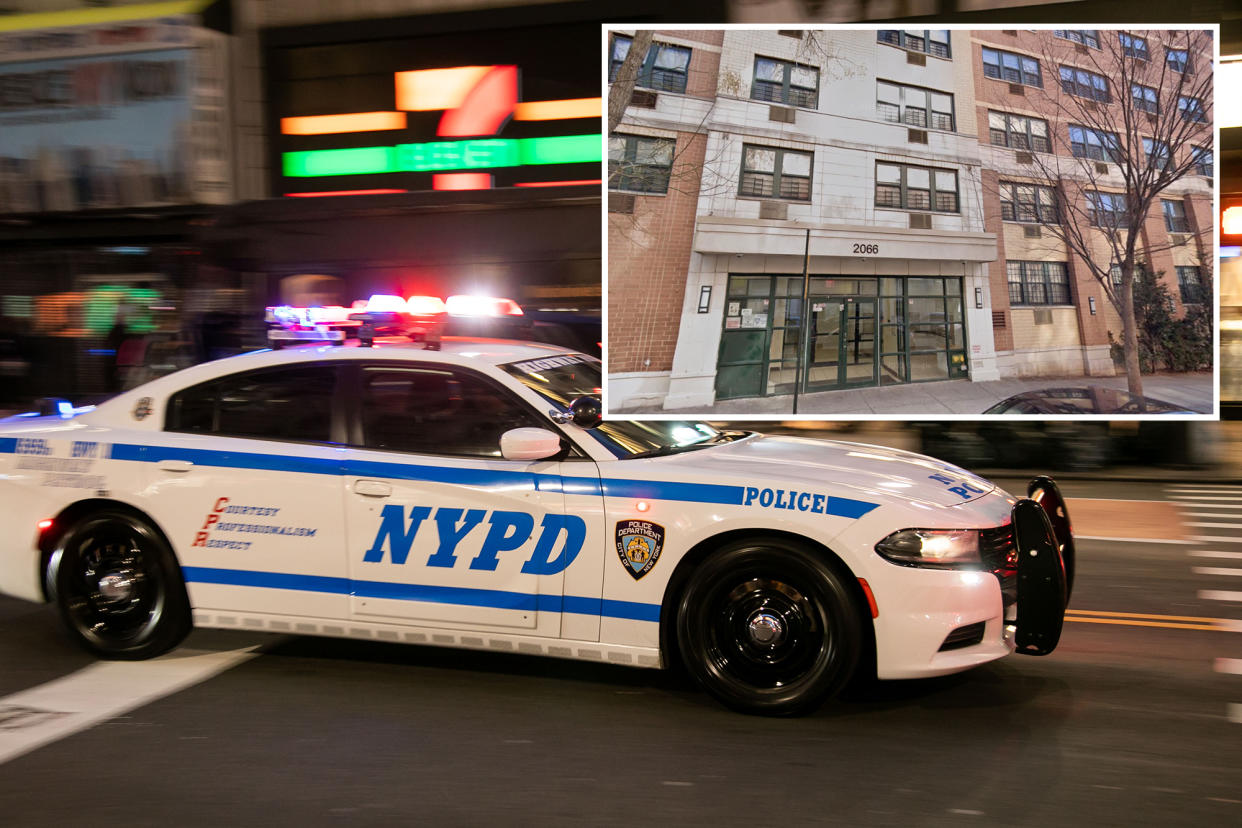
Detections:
[642, 434, 999, 509]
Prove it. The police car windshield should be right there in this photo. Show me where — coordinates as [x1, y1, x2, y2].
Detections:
[501, 355, 735, 458]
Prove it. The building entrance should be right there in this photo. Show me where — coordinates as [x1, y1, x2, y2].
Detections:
[715, 274, 968, 400]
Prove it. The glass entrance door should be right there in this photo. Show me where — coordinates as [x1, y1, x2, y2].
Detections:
[805, 297, 877, 391]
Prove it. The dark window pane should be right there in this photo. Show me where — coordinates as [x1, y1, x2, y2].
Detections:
[168, 366, 337, 443]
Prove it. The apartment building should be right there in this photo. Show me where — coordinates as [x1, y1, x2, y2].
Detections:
[607, 27, 1213, 411]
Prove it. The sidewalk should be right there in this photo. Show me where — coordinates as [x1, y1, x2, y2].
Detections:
[619, 371, 1214, 416]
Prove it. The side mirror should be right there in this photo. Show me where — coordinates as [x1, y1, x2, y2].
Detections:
[500, 427, 564, 461]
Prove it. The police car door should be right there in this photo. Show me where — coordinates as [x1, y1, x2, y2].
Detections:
[343, 362, 578, 636]
[149, 362, 350, 621]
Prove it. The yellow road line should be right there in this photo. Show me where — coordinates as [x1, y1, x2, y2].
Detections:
[1066, 609, 1222, 623]
[1065, 617, 1221, 631]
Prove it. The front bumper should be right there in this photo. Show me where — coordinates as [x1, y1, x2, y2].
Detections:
[871, 476, 1071, 679]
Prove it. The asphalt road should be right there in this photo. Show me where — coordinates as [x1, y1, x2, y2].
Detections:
[0, 478, 1239, 827]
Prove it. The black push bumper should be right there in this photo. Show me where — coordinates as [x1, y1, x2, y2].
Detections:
[1011, 476, 1075, 656]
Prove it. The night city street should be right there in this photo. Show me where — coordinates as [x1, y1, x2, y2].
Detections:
[0, 476, 1240, 826]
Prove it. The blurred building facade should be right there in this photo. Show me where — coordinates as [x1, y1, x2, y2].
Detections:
[607, 27, 1213, 411]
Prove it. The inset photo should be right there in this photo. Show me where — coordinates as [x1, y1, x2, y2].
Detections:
[605, 27, 1216, 418]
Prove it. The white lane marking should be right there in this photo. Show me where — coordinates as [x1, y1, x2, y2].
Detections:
[1215, 658, 1242, 675]
[1167, 487, 1242, 493]
[1169, 495, 1242, 502]
[1201, 591, 1242, 603]
[1076, 536, 1195, 544]
[1194, 567, 1242, 577]
[1180, 504, 1242, 511]
[1230, 704, 1242, 724]
[1191, 536, 1242, 544]
[1187, 514, 1242, 520]
[1189, 551, 1242, 559]
[1223, 620, 1242, 633]
[1188, 522, 1242, 529]
[0, 647, 259, 766]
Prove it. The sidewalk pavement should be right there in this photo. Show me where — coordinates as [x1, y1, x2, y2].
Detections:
[619, 371, 1214, 417]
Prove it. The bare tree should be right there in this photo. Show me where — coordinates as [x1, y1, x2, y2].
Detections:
[607, 30, 652, 135]
[1006, 29, 1213, 396]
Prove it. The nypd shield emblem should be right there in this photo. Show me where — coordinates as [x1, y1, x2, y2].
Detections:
[616, 520, 664, 580]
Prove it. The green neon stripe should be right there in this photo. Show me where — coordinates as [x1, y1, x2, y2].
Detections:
[283, 135, 601, 177]
[519, 135, 601, 166]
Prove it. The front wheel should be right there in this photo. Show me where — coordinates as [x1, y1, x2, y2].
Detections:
[676, 540, 861, 716]
[51, 511, 191, 660]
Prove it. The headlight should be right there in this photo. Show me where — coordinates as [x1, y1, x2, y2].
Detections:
[875, 529, 981, 569]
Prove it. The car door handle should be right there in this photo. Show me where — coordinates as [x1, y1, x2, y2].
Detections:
[157, 460, 193, 473]
[353, 479, 392, 497]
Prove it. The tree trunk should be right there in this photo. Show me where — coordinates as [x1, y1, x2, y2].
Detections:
[1120, 276, 1145, 399]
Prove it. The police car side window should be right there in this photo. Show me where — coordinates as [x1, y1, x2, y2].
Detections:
[361, 366, 544, 458]
[167, 365, 338, 444]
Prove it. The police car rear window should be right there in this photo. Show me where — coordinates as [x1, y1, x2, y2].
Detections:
[167, 365, 337, 443]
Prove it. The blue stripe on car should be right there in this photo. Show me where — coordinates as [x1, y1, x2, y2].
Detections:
[181, 566, 661, 622]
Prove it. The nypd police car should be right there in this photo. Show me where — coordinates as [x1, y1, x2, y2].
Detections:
[0, 338, 1071, 715]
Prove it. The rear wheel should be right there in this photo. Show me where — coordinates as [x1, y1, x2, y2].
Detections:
[51, 511, 191, 660]
[676, 539, 861, 716]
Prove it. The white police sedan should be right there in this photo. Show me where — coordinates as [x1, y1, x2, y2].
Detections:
[0, 339, 1071, 715]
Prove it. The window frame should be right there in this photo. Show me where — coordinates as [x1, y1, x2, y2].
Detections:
[1059, 64, 1111, 102]
[1143, 137, 1171, 170]
[876, 80, 955, 131]
[1086, 190, 1129, 228]
[1178, 95, 1207, 123]
[608, 133, 675, 195]
[1166, 47, 1191, 74]
[1176, 266, 1206, 305]
[1192, 146, 1213, 177]
[1162, 199, 1189, 233]
[988, 110, 1051, 153]
[982, 47, 1042, 88]
[1054, 30, 1101, 49]
[1119, 32, 1150, 61]
[999, 181, 1059, 224]
[1069, 125, 1121, 162]
[609, 34, 692, 94]
[877, 29, 951, 58]
[875, 162, 960, 214]
[164, 362, 346, 446]
[751, 55, 820, 108]
[1131, 83, 1158, 114]
[1006, 261, 1072, 306]
[739, 144, 813, 202]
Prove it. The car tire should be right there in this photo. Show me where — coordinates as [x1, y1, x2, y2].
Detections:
[50, 511, 191, 660]
[675, 539, 861, 716]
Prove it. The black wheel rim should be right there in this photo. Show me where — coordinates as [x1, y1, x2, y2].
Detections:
[61, 521, 165, 649]
[703, 574, 830, 692]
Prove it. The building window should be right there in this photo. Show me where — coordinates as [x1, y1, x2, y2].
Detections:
[1120, 32, 1150, 60]
[1086, 191, 1128, 228]
[752, 57, 819, 108]
[609, 35, 691, 94]
[877, 29, 951, 58]
[1007, 261, 1071, 306]
[1166, 48, 1191, 74]
[1109, 264, 1123, 288]
[608, 134, 674, 194]
[988, 111, 1051, 152]
[1069, 125, 1121, 162]
[1178, 95, 1207, 122]
[1054, 30, 1100, 49]
[876, 81, 954, 130]
[1163, 199, 1189, 233]
[1177, 266, 1206, 304]
[1131, 83, 1158, 114]
[982, 48, 1042, 88]
[1192, 146, 1213, 177]
[876, 163, 959, 213]
[999, 182, 1058, 223]
[740, 145, 812, 200]
[1059, 65, 1110, 102]
[1144, 138, 1171, 170]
